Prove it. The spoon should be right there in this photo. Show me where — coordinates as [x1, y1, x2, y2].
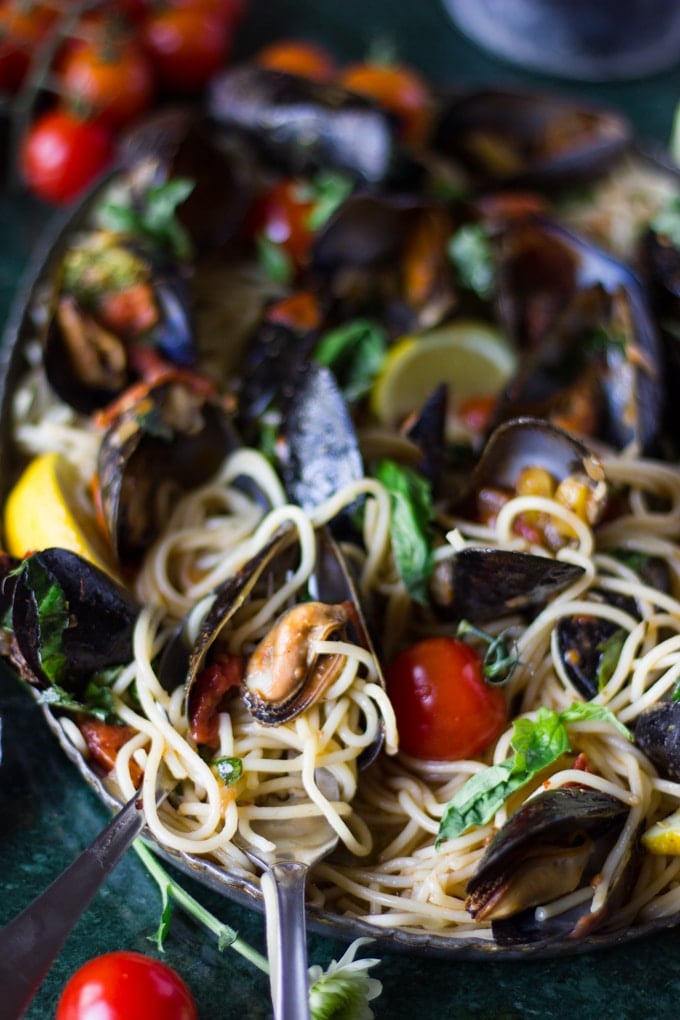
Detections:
[0, 789, 147, 1019]
[237, 771, 341, 1020]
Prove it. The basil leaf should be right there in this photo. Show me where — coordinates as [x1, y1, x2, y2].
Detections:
[435, 702, 630, 846]
[255, 233, 294, 285]
[375, 459, 434, 605]
[302, 171, 354, 232]
[596, 628, 627, 691]
[447, 223, 495, 300]
[314, 319, 387, 403]
[101, 179, 195, 262]
[24, 557, 69, 685]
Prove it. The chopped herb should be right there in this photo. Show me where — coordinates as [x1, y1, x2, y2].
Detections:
[256, 233, 295, 285]
[436, 702, 630, 846]
[456, 619, 520, 685]
[22, 557, 69, 685]
[314, 319, 388, 403]
[596, 628, 627, 691]
[301, 171, 354, 232]
[375, 459, 434, 605]
[447, 223, 495, 300]
[100, 178, 196, 262]
[212, 756, 243, 786]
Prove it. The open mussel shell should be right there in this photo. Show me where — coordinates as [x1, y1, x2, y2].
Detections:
[555, 589, 638, 700]
[311, 193, 457, 332]
[430, 547, 584, 623]
[433, 88, 631, 191]
[206, 65, 400, 185]
[461, 416, 608, 516]
[119, 106, 253, 253]
[97, 377, 238, 565]
[465, 787, 633, 943]
[634, 701, 680, 782]
[494, 219, 664, 454]
[7, 548, 139, 697]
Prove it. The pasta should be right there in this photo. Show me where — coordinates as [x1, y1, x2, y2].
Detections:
[4, 72, 680, 950]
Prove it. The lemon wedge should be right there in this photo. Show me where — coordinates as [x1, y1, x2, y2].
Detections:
[4, 451, 117, 577]
[642, 807, 680, 855]
[371, 320, 517, 424]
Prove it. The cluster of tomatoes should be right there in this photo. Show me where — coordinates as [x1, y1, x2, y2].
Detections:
[0, 0, 246, 204]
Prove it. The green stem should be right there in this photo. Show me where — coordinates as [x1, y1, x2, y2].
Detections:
[132, 839, 270, 975]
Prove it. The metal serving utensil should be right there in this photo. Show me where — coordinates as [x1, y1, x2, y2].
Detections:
[236, 770, 341, 1020]
[0, 789, 147, 1019]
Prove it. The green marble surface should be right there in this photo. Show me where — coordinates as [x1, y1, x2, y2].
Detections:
[1, 2, 680, 1017]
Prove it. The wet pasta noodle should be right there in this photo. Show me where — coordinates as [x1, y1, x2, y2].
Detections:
[4, 64, 680, 950]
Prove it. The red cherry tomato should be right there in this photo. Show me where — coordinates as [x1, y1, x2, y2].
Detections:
[255, 38, 336, 80]
[337, 61, 433, 145]
[56, 951, 198, 1020]
[20, 109, 114, 205]
[385, 636, 507, 760]
[59, 33, 155, 127]
[251, 178, 316, 270]
[141, 4, 233, 93]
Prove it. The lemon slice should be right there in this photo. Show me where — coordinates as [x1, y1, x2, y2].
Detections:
[642, 807, 680, 855]
[4, 451, 117, 577]
[371, 320, 517, 424]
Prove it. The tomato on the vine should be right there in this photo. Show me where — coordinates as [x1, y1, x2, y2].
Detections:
[141, 3, 233, 93]
[255, 38, 336, 80]
[56, 951, 198, 1020]
[0, 1, 58, 93]
[385, 636, 507, 760]
[337, 61, 433, 145]
[58, 31, 155, 127]
[20, 109, 114, 205]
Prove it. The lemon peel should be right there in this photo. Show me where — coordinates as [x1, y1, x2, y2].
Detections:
[370, 320, 516, 424]
[642, 807, 680, 856]
[4, 451, 117, 577]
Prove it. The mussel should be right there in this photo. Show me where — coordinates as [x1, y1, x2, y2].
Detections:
[465, 786, 634, 942]
[2, 548, 139, 700]
[430, 547, 584, 623]
[634, 700, 680, 782]
[310, 193, 458, 332]
[43, 231, 196, 414]
[207, 65, 401, 185]
[97, 377, 238, 565]
[493, 220, 664, 454]
[433, 88, 631, 191]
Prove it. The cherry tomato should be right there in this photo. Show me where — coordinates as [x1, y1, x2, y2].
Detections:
[20, 109, 114, 205]
[337, 61, 432, 145]
[56, 951, 198, 1020]
[141, 4, 233, 93]
[251, 178, 316, 270]
[255, 38, 336, 80]
[385, 636, 507, 760]
[0, 1, 57, 93]
[59, 32, 155, 127]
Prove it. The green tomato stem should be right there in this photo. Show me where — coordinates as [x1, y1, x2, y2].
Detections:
[132, 839, 270, 975]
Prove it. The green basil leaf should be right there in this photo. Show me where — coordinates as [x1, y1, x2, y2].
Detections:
[314, 319, 388, 403]
[435, 701, 629, 846]
[596, 628, 627, 691]
[375, 459, 434, 605]
[303, 171, 354, 232]
[23, 558, 69, 685]
[100, 179, 195, 262]
[447, 223, 495, 300]
[255, 233, 295, 285]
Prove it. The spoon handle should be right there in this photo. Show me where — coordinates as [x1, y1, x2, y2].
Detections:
[260, 861, 311, 1020]
[0, 791, 145, 1019]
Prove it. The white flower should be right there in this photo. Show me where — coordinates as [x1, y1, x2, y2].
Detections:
[308, 938, 383, 1020]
